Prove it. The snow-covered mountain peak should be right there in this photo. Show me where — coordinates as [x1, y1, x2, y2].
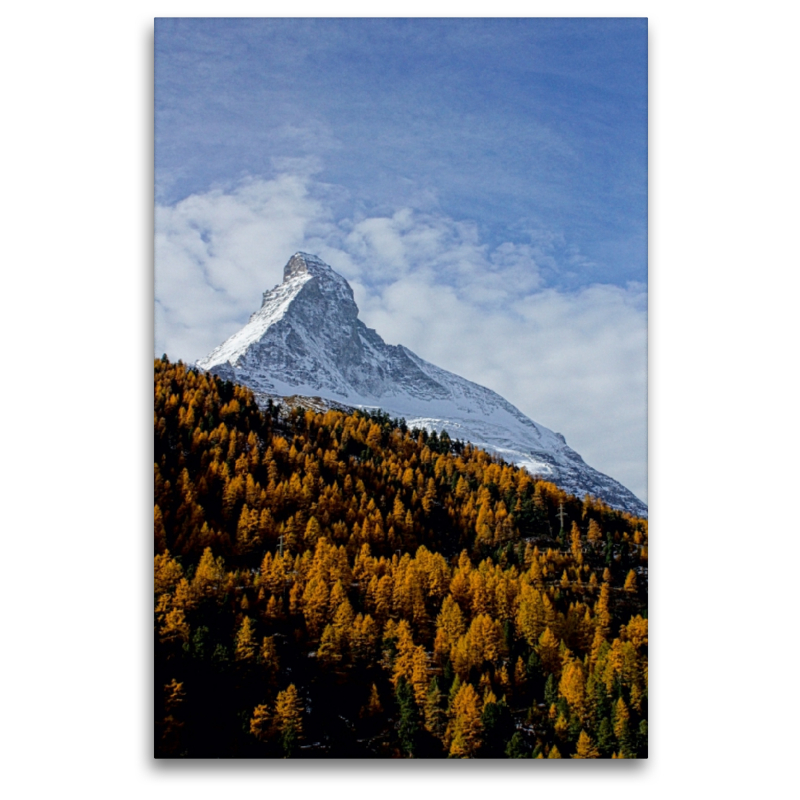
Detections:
[275, 252, 355, 307]
[284, 251, 338, 281]
[198, 253, 647, 517]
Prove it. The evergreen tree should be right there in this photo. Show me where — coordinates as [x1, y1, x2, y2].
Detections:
[479, 698, 514, 757]
[597, 717, 615, 756]
[505, 732, 529, 758]
[544, 673, 559, 707]
[395, 677, 420, 757]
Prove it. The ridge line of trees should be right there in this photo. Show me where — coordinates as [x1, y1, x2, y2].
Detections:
[155, 356, 647, 758]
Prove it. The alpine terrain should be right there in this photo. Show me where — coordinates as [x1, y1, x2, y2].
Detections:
[198, 253, 646, 517]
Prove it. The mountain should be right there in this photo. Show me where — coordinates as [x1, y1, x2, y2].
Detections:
[198, 252, 647, 517]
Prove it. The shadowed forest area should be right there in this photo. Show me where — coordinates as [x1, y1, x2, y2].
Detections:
[155, 357, 647, 758]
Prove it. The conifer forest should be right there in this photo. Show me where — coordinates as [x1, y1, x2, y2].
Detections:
[154, 358, 648, 758]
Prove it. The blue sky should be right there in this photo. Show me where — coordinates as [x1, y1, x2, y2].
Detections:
[156, 18, 647, 289]
[155, 18, 648, 502]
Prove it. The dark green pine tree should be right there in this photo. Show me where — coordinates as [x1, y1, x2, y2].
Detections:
[479, 698, 515, 757]
[395, 677, 420, 757]
[526, 650, 545, 699]
[544, 673, 559, 707]
[605, 532, 614, 566]
[505, 731, 530, 758]
[637, 720, 648, 758]
[596, 717, 615, 757]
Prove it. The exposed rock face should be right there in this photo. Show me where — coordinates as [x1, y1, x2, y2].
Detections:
[198, 253, 647, 517]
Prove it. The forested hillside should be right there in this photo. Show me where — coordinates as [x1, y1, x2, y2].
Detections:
[154, 357, 648, 758]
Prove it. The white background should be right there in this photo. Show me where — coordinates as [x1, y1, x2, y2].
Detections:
[2, 1, 798, 798]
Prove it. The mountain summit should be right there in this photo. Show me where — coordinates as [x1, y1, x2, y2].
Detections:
[198, 253, 647, 516]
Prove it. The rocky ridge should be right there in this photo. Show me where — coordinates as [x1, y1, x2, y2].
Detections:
[198, 253, 647, 517]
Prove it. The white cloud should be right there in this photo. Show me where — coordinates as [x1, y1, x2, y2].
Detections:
[155, 175, 647, 502]
[155, 174, 334, 359]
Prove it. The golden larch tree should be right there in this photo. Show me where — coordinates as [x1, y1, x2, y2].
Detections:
[275, 684, 304, 740]
[234, 616, 257, 661]
[250, 704, 272, 742]
[446, 682, 483, 758]
[559, 660, 587, 722]
[573, 730, 600, 758]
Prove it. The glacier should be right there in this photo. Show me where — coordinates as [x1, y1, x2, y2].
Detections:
[198, 252, 647, 517]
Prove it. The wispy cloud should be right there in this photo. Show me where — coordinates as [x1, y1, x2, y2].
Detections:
[155, 18, 647, 287]
[155, 174, 647, 502]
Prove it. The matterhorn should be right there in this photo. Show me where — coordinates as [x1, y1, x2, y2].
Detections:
[198, 253, 647, 517]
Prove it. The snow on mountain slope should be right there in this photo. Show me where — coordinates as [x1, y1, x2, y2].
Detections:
[198, 253, 647, 517]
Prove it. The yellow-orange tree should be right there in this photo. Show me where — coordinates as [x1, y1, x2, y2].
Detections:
[154, 358, 648, 759]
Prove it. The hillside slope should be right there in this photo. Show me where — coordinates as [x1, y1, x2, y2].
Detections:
[198, 253, 647, 517]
